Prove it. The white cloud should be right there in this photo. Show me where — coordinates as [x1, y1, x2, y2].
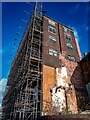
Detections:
[73, 4, 80, 12]
[0, 78, 7, 91]
[0, 78, 7, 106]
[69, 4, 80, 14]
[68, 25, 78, 37]
[0, 49, 2, 54]
[68, 25, 80, 43]
[73, 28, 79, 38]
[82, 23, 89, 31]
[0, 48, 5, 54]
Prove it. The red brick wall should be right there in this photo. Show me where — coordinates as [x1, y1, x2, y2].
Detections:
[42, 16, 60, 68]
[75, 37, 82, 60]
[80, 55, 90, 84]
[59, 24, 81, 62]
[59, 53, 88, 109]
[42, 65, 56, 113]
[42, 16, 88, 111]
[79, 54, 90, 105]
[42, 16, 81, 68]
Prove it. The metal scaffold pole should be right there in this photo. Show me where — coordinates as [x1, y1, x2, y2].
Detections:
[2, 2, 43, 120]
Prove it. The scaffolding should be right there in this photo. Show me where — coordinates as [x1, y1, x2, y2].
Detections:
[2, 2, 43, 120]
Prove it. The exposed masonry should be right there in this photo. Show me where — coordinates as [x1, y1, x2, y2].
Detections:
[56, 67, 68, 87]
[42, 53, 89, 116]
[51, 85, 66, 113]
[50, 67, 78, 114]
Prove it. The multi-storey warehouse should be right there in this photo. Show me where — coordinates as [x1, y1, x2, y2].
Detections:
[2, 2, 90, 120]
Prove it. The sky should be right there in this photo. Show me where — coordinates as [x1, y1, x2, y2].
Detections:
[0, 2, 89, 107]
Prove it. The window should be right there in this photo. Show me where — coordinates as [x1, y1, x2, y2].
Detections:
[64, 27, 70, 33]
[67, 43, 73, 49]
[66, 35, 71, 40]
[68, 55, 76, 61]
[49, 35, 56, 43]
[49, 49, 58, 57]
[48, 26, 56, 34]
[48, 19, 55, 26]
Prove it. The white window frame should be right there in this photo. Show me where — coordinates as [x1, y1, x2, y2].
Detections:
[66, 35, 71, 40]
[48, 26, 56, 35]
[49, 49, 58, 57]
[67, 43, 73, 49]
[48, 19, 56, 26]
[68, 55, 76, 61]
[49, 50, 53, 56]
[64, 27, 70, 33]
[49, 35, 56, 42]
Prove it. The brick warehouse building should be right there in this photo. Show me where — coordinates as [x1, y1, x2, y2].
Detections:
[42, 16, 89, 114]
[2, 3, 90, 120]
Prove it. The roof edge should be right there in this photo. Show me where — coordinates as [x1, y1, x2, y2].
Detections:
[44, 15, 74, 31]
